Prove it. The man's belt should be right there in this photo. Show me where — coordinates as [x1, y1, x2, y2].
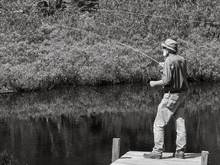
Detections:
[163, 88, 186, 93]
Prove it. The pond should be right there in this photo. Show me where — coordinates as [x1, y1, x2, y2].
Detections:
[0, 83, 219, 165]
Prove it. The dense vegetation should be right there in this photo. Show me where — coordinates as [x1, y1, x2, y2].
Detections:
[0, 0, 220, 91]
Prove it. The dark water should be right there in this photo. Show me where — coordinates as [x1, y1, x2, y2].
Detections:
[0, 83, 219, 165]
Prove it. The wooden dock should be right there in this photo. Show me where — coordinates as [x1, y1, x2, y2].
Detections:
[111, 138, 209, 165]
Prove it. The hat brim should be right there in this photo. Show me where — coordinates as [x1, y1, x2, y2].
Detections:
[161, 43, 176, 52]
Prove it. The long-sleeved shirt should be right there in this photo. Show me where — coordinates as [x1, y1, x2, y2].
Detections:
[162, 54, 189, 93]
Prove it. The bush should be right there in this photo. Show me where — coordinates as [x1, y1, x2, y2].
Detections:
[0, 0, 220, 90]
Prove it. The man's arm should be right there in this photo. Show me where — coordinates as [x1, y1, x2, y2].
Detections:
[150, 59, 172, 87]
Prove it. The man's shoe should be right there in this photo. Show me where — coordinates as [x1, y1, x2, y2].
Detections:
[143, 151, 162, 159]
[175, 151, 185, 159]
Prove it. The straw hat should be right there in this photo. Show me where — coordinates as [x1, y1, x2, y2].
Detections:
[161, 38, 178, 52]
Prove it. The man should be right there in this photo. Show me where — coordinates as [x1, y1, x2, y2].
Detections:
[145, 38, 189, 159]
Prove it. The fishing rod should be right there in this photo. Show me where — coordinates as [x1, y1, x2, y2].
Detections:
[116, 42, 160, 64]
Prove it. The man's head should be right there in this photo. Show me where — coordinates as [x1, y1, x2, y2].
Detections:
[161, 38, 178, 57]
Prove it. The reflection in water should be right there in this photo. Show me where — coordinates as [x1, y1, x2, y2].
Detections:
[0, 83, 219, 165]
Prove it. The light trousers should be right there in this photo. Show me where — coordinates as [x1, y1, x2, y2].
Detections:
[153, 93, 186, 153]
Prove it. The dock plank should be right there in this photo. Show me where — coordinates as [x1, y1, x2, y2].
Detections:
[111, 151, 201, 165]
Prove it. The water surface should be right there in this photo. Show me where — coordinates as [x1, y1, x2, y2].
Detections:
[0, 83, 219, 165]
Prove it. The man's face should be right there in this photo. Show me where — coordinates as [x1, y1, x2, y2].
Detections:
[162, 48, 169, 57]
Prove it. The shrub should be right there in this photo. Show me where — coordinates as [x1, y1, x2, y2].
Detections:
[0, 0, 219, 90]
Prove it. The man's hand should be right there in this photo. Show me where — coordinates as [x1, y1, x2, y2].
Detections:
[150, 80, 164, 87]
[150, 81, 157, 87]
[159, 62, 164, 67]
[159, 62, 164, 73]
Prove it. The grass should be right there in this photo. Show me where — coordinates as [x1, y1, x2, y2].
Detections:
[0, 0, 220, 91]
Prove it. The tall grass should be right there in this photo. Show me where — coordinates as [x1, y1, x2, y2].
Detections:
[0, 0, 220, 90]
